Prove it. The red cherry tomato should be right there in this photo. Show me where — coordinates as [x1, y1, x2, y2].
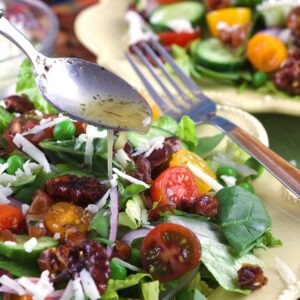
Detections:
[158, 30, 200, 47]
[140, 223, 202, 282]
[150, 166, 199, 207]
[0, 204, 24, 232]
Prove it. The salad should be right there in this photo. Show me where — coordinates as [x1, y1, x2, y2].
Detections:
[0, 59, 282, 300]
[126, 0, 300, 98]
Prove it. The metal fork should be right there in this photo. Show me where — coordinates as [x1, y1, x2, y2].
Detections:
[125, 38, 300, 198]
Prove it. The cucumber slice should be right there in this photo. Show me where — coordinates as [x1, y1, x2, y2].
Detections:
[194, 38, 246, 71]
[0, 235, 59, 263]
[150, 2, 205, 32]
[127, 126, 173, 148]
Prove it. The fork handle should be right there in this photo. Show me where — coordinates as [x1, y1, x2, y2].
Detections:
[211, 116, 300, 198]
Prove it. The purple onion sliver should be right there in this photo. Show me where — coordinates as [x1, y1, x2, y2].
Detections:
[121, 228, 151, 246]
[8, 196, 24, 210]
[106, 186, 119, 258]
[257, 27, 282, 37]
[50, 270, 69, 283]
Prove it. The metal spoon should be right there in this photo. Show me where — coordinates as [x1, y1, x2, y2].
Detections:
[0, 9, 152, 132]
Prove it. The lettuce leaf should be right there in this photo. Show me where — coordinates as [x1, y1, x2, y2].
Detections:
[164, 215, 263, 294]
[153, 115, 178, 134]
[215, 186, 272, 255]
[141, 280, 159, 300]
[0, 107, 13, 134]
[187, 272, 214, 296]
[88, 208, 111, 239]
[176, 116, 196, 145]
[16, 59, 57, 114]
[190, 134, 225, 157]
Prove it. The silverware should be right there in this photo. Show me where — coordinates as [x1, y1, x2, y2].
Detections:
[0, 9, 152, 132]
[125, 38, 300, 198]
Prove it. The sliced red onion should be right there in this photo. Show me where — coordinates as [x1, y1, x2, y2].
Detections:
[106, 186, 119, 258]
[257, 27, 282, 37]
[50, 270, 69, 283]
[8, 196, 24, 210]
[161, 265, 200, 300]
[121, 228, 151, 246]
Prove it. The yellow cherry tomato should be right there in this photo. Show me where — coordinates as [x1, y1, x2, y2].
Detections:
[139, 91, 160, 121]
[247, 34, 287, 72]
[206, 7, 252, 37]
[169, 149, 216, 194]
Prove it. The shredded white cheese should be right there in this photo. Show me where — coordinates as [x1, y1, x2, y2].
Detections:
[0, 275, 26, 295]
[24, 237, 37, 253]
[113, 167, 150, 189]
[166, 19, 194, 33]
[187, 162, 223, 192]
[4, 241, 17, 246]
[112, 257, 143, 273]
[0, 184, 12, 204]
[22, 204, 30, 216]
[80, 269, 100, 300]
[73, 277, 84, 300]
[0, 173, 16, 183]
[217, 21, 241, 33]
[0, 163, 8, 174]
[220, 175, 237, 187]
[13, 134, 51, 173]
[132, 136, 165, 158]
[53, 233, 60, 240]
[60, 279, 75, 300]
[276, 256, 297, 284]
[115, 149, 131, 169]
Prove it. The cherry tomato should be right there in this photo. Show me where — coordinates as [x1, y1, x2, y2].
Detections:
[140, 223, 201, 282]
[150, 166, 199, 207]
[247, 34, 287, 72]
[45, 202, 92, 238]
[0, 204, 24, 232]
[158, 30, 200, 47]
[169, 149, 216, 194]
[206, 7, 252, 37]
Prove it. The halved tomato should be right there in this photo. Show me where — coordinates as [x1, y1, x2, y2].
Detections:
[150, 166, 199, 207]
[140, 223, 201, 282]
[158, 30, 200, 47]
[0, 204, 24, 232]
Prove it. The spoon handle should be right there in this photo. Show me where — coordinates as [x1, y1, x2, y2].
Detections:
[0, 9, 43, 69]
[212, 116, 300, 198]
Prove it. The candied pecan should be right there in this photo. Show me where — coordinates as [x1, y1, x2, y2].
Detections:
[206, 0, 231, 11]
[147, 143, 172, 170]
[238, 264, 268, 290]
[45, 175, 107, 207]
[164, 137, 182, 153]
[218, 23, 251, 50]
[147, 202, 176, 221]
[74, 122, 87, 136]
[1, 229, 17, 243]
[64, 225, 87, 245]
[26, 190, 53, 238]
[38, 247, 61, 275]
[4, 94, 34, 113]
[124, 141, 134, 159]
[56, 240, 110, 295]
[129, 155, 152, 184]
[274, 49, 300, 95]
[286, 7, 300, 43]
[112, 240, 131, 261]
[177, 194, 218, 217]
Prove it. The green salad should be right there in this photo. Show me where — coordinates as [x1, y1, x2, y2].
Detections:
[0, 60, 281, 300]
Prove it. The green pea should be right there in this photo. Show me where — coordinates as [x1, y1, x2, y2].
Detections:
[109, 260, 127, 280]
[0, 158, 5, 164]
[252, 71, 268, 88]
[129, 248, 142, 267]
[216, 166, 238, 180]
[245, 157, 264, 179]
[176, 289, 192, 300]
[53, 121, 76, 141]
[238, 182, 255, 193]
[6, 155, 24, 175]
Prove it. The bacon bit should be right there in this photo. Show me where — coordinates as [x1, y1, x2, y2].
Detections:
[4, 94, 34, 114]
[218, 23, 251, 51]
[238, 264, 268, 290]
[45, 175, 107, 207]
[112, 240, 131, 261]
[1, 229, 17, 243]
[26, 190, 53, 238]
[206, 0, 231, 11]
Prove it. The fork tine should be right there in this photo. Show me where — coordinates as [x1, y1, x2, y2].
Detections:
[131, 45, 185, 111]
[150, 38, 204, 98]
[140, 42, 194, 105]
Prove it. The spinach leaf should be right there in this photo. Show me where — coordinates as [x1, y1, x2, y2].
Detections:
[0, 253, 41, 277]
[0, 107, 13, 134]
[176, 116, 196, 145]
[39, 138, 109, 178]
[190, 134, 225, 157]
[119, 184, 147, 209]
[16, 59, 57, 114]
[254, 231, 282, 250]
[215, 186, 271, 256]
[153, 115, 178, 134]
[88, 208, 111, 239]
[165, 215, 263, 294]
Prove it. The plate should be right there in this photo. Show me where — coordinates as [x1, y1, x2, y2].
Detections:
[74, 3, 300, 299]
[75, 0, 300, 116]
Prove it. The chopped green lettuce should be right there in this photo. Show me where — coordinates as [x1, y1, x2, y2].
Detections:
[0, 106, 13, 134]
[153, 115, 178, 134]
[88, 208, 111, 239]
[190, 134, 225, 157]
[142, 280, 159, 300]
[187, 272, 214, 296]
[176, 116, 196, 145]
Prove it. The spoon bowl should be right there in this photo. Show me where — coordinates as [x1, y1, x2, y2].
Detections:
[0, 9, 152, 132]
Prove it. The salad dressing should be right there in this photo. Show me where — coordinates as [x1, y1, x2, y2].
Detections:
[107, 129, 113, 180]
